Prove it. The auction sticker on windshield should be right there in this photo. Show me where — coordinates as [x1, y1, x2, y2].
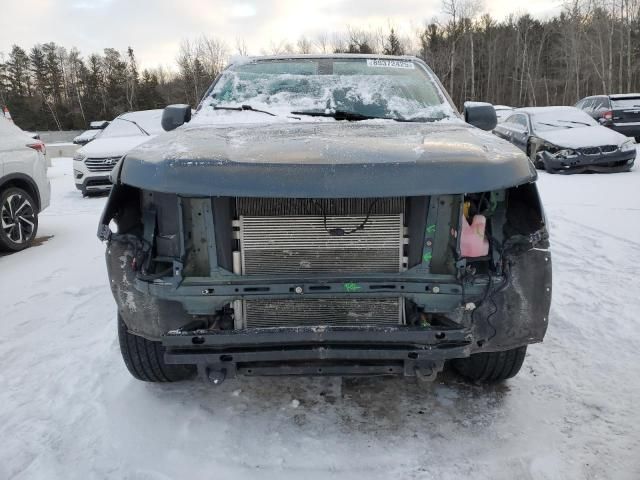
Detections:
[366, 59, 415, 69]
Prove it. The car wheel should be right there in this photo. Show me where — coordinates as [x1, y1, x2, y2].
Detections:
[528, 144, 544, 170]
[118, 314, 195, 382]
[533, 154, 545, 170]
[0, 187, 39, 252]
[452, 346, 527, 383]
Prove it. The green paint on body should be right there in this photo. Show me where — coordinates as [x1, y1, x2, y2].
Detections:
[344, 282, 362, 292]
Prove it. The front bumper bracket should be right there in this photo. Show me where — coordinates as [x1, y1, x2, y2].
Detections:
[162, 326, 472, 382]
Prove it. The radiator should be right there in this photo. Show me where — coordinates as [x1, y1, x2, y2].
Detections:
[244, 298, 403, 328]
[239, 215, 405, 275]
[235, 198, 406, 328]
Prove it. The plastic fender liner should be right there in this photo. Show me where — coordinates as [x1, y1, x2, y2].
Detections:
[471, 244, 552, 352]
[106, 240, 194, 340]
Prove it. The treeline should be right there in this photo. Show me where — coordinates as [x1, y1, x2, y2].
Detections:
[423, 0, 640, 108]
[1, 0, 638, 131]
[0, 44, 168, 130]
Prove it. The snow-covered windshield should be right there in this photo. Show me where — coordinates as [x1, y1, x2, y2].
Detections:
[531, 108, 598, 132]
[100, 110, 163, 139]
[100, 118, 149, 139]
[199, 58, 456, 122]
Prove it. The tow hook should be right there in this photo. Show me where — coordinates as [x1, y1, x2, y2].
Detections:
[414, 361, 442, 382]
[203, 367, 226, 385]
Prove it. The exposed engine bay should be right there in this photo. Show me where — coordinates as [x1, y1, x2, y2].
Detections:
[100, 181, 551, 382]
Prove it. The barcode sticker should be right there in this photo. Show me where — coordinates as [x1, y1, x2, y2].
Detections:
[366, 59, 415, 69]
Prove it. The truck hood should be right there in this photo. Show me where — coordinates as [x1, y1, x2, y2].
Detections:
[119, 121, 536, 197]
[537, 125, 628, 149]
[79, 134, 155, 158]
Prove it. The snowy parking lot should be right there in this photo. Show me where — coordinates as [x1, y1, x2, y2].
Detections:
[1, 155, 640, 480]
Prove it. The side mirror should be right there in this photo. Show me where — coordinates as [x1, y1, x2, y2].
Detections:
[161, 104, 192, 131]
[463, 101, 498, 131]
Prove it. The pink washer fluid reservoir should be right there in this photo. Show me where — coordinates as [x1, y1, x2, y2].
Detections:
[460, 214, 490, 257]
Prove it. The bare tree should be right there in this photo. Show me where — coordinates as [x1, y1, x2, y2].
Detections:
[235, 37, 248, 57]
[297, 36, 313, 54]
[314, 32, 330, 53]
[198, 35, 228, 78]
[264, 40, 294, 55]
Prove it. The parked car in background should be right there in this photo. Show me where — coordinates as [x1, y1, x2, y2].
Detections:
[73, 120, 110, 146]
[73, 110, 163, 196]
[100, 55, 552, 388]
[0, 115, 50, 251]
[494, 105, 514, 122]
[575, 94, 640, 141]
[494, 106, 636, 173]
[73, 130, 101, 146]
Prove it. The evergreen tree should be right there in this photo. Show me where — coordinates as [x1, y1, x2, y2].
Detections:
[5, 46, 32, 128]
[103, 48, 128, 116]
[126, 47, 139, 110]
[41, 42, 63, 102]
[384, 29, 405, 56]
[137, 70, 164, 109]
[6, 46, 30, 97]
[84, 54, 106, 120]
[28, 46, 52, 128]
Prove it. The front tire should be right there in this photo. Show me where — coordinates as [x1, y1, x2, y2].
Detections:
[118, 314, 195, 382]
[528, 144, 545, 170]
[0, 187, 38, 252]
[452, 346, 527, 383]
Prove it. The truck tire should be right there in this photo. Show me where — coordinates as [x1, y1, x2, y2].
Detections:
[0, 186, 39, 252]
[452, 346, 527, 383]
[118, 314, 195, 382]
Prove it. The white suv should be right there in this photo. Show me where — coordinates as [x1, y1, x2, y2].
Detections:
[0, 116, 50, 251]
[73, 110, 163, 196]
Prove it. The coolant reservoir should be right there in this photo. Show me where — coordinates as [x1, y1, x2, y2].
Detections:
[461, 214, 490, 258]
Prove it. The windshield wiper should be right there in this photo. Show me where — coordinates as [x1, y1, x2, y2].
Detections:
[292, 110, 442, 123]
[118, 118, 150, 136]
[400, 116, 444, 123]
[536, 122, 569, 129]
[213, 104, 277, 117]
[291, 110, 395, 122]
[557, 119, 591, 126]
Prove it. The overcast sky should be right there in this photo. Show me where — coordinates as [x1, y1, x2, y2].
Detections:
[1, 0, 562, 69]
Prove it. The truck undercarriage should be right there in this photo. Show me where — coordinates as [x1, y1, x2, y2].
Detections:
[100, 181, 551, 384]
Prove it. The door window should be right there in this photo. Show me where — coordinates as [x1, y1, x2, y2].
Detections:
[510, 114, 529, 130]
[582, 98, 595, 111]
[591, 97, 607, 112]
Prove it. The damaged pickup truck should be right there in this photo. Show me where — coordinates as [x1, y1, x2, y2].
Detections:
[99, 55, 552, 385]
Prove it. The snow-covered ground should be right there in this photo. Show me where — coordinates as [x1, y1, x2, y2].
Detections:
[1, 156, 640, 480]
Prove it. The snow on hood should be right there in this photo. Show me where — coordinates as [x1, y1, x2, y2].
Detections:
[74, 129, 101, 142]
[537, 125, 629, 149]
[78, 134, 156, 158]
[121, 121, 535, 198]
